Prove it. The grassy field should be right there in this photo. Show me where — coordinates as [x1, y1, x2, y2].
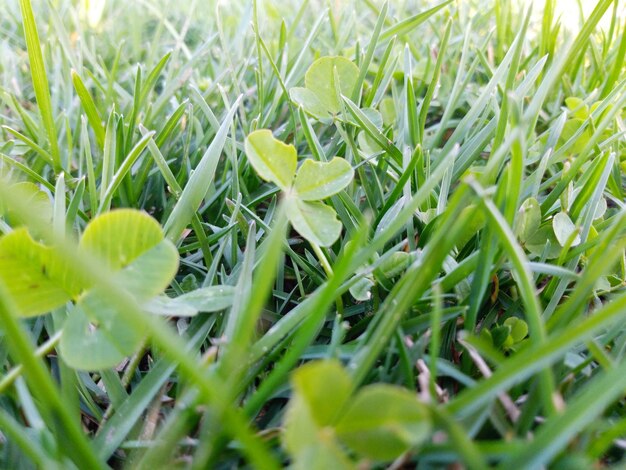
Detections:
[1, 0, 626, 468]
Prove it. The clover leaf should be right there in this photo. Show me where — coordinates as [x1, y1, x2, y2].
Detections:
[283, 360, 432, 466]
[559, 97, 613, 156]
[0, 207, 236, 370]
[245, 129, 354, 247]
[0, 228, 84, 316]
[64, 210, 179, 369]
[290, 56, 360, 119]
[483, 317, 529, 352]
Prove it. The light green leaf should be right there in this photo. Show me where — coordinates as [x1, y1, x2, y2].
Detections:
[504, 317, 529, 343]
[363, 108, 384, 128]
[117, 240, 179, 299]
[374, 252, 411, 280]
[594, 197, 607, 220]
[294, 157, 354, 201]
[349, 276, 374, 301]
[144, 286, 235, 316]
[357, 131, 383, 155]
[283, 394, 320, 456]
[304, 56, 359, 114]
[286, 198, 342, 247]
[515, 197, 541, 242]
[60, 292, 143, 370]
[0, 229, 82, 317]
[171, 285, 235, 312]
[525, 224, 562, 259]
[560, 118, 593, 155]
[143, 296, 198, 317]
[335, 384, 431, 461]
[80, 209, 165, 270]
[553, 212, 581, 247]
[290, 87, 330, 119]
[244, 129, 297, 190]
[379, 97, 397, 127]
[291, 359, 352, 427]
[291, 440, 354, 470]
[565, 97, 588, 119]
[58, 209, 178, 369]
[284, 360, 352, 456]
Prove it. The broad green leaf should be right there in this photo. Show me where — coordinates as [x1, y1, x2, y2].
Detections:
[244, 129, 297, 190]
[294, 157, 354, 201]
[594, 197, 607, 220]
[515, 197, 541, 242]
[454, 204, 485, 249]
[0, 229, 82, 316]
[60, 292, 143, 370]
[379, 97, 396, 127]
[80, 209, 165, 270]
[491, 325, 512, 349]
[525, 224, 561, 259]
[290, 87, 330, 120]
[58, 209, 177, 369]
[60, 242, 177, 369]
[144, 286, 235, 316]
[357, 131, 383, 155]
[560, 118, 593, 155]
[169, 285, 235, 312]
[283, 394, 321, 456]
[291, 359, 352, 427]
[553, 212, 581, 247]
[284, 360, 352, 455]
[504, 317, 529, 343]
[143, 296, 197, 317]
[349, 276, 374, 301]
[286, 198, 343, 247]
[335, 385, 431, 461]
[361, 108, 384, 129]
[292, 440, 354, 470]
[565, 97, 588, 119]
[304, 56, 359, 115]
[374, 251, 411, 280]
[117, 240, 179, 298]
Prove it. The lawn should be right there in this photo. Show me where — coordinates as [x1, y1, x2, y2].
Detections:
[1, 0, 626, 468]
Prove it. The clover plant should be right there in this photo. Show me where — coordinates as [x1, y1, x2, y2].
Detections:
[244, 129, 354, 247]
[0, 208, 233, 370]
[284, 360, 431, 467]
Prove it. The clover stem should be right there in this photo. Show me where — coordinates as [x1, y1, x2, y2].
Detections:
[311, 242, 344, 317]
[311, 242, 333, 276]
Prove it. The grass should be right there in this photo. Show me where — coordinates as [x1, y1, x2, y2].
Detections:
[0, 0, 625, 468]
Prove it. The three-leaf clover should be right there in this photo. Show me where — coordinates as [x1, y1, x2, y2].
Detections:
[283, 360, 431, 467]
[0, 209, 179, 369]
[0, 209, 234, 370]
[244, 129, 354, 247]
[482, 317, 529, 352]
